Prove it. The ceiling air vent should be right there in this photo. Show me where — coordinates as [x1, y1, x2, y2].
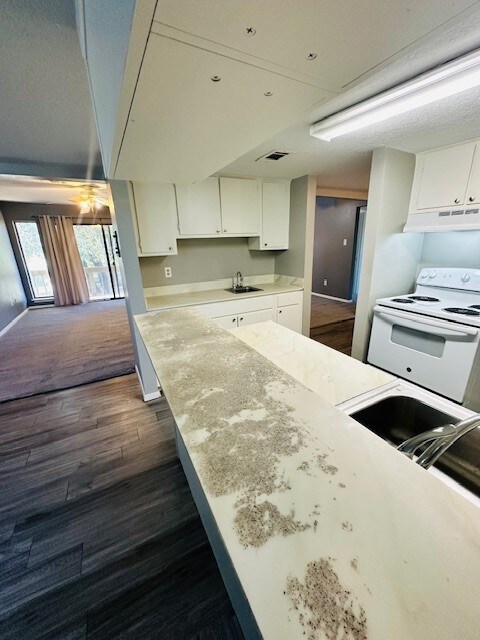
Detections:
[256, 150, 291, 162]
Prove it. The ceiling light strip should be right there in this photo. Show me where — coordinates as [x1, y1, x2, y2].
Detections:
[310, 48, 480, 141]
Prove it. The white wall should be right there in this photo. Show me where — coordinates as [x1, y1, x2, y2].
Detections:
[352, 147, 424, 361]
[109, 180, 160, 400]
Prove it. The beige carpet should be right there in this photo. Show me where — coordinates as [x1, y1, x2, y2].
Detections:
[0, 301, 135, 403]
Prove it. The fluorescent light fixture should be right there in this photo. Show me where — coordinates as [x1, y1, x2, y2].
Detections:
[310, 48, 480, 141]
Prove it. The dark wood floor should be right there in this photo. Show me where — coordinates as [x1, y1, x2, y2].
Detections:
[310, 296, 356, 355]
[0, 374, 243, 639]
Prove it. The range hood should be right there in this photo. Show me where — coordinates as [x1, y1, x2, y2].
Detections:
[404, 207, 480, 233]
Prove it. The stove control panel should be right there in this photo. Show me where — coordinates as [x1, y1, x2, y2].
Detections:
[417, 268, 480, 291]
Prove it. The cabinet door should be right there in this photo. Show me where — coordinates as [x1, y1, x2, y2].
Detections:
[131, 182, 178, 255]
[466, 145, 480, 205]
[176, 177, 222, 236]
[262, 181, 290, 249]
[219, 177, 260, 235]
[276, 304, 302, 333]
[416, 143, 476, 210]
[238, 308, 275, 327]
[213, 314, 238, 329]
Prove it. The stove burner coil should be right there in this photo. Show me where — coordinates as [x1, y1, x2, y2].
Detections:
[408, 296, 440, 302]
[443, 307, 480, 316]
[392, 298, 416, 303]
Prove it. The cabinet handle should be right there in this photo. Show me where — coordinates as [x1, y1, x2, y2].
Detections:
[216, 229, 220, 233]
[469, 196, 475, 202]
[232, 318, 236, 323]
[169, 246, 173, 250]
[454, 198, 460, 204]
[279, 310, 282, 314]
[240, 317, 244, 321]
[224, 228, 227, 232]
[264, 243, 268, 246]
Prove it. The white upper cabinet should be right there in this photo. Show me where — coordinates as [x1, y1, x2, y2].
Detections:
[131, 182, 177, 256]
[466, 148, 480, 205]
[176, 178, 222, 236]
[250, 180, 290, 250]
[405, 140, 480, 232]
[413, 143, 476, 210]
[219, 178, 259, 235]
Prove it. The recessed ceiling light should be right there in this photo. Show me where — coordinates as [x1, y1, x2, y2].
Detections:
[264, 91, 273, 97]
[310, 47, 480, 141]
[211, 75, 221, 82]
[246, 27, 256, 36]
[305, 53, 317, 60]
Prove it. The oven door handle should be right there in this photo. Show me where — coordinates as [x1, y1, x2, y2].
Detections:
[373, 306, 479, 337]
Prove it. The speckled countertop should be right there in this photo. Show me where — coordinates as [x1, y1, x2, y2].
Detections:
[135, 308, 480, 640]
[144, 281, 303, 311]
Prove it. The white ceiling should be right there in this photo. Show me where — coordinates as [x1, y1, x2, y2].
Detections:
[0, 176, 108, 206]
[0, 0, 102, 177]
[219, 4, 480, 190]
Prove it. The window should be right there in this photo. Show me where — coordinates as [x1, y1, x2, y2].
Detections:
[14, 221, 53, 299]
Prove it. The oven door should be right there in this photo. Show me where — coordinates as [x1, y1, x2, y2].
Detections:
[367, 305, 480, 402]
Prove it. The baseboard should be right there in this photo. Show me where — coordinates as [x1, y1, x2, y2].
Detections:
[0, 308, 28, 339]
[312, 292, 353, 303]
[135, 365, 161, 402]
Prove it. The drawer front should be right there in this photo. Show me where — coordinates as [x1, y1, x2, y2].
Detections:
[193, 294, 275, 318]
[277, 291, 303, 307]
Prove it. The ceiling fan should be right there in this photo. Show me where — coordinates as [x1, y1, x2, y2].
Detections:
[68, 185, 109, 213]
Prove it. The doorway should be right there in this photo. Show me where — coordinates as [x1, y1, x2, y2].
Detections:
[310, 197, 367, 355]
[73, 224, 124, 300]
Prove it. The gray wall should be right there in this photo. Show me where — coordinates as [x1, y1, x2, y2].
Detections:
[0, 209, 26, 332]
[312, 197, 366, 299]
[140, 237, 275, 288]
[418, 231, 480, 270]
[276, 176, 310, 279]
[275, 175, 317, 335]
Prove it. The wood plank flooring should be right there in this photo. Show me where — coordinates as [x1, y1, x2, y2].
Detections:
[0, 374, 243, 639]
[310, 296, 356, 355]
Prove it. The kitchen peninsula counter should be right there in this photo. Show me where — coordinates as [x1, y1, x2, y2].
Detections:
[135, 308, 480, 640]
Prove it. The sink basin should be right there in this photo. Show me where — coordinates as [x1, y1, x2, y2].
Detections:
[351, 396, 480, 498]
[225, 286, 263, 294]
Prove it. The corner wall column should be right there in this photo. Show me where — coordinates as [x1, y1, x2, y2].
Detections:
[108, 180, 160, 401]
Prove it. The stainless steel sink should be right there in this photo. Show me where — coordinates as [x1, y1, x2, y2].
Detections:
[225, 286, 263, 294]
[350, 396, 480, 498]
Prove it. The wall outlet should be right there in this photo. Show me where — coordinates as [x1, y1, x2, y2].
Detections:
[164, 267, 172, 278]
[343, 238, 348, 246]
[324, 279, 328, 286]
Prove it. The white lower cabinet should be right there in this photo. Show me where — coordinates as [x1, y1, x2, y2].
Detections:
[193, 290, 303, 333]
[213, 314, 239, 329]
[276, 305, 302, 332]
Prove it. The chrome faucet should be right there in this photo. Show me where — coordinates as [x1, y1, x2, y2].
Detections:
[233, 271, 243, 290]
[397, 413, 480, 469]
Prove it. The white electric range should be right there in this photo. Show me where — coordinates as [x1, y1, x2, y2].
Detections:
[368, 268, 480, 407]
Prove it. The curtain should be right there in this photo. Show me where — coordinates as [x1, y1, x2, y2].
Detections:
[37, 215, 89, 306]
